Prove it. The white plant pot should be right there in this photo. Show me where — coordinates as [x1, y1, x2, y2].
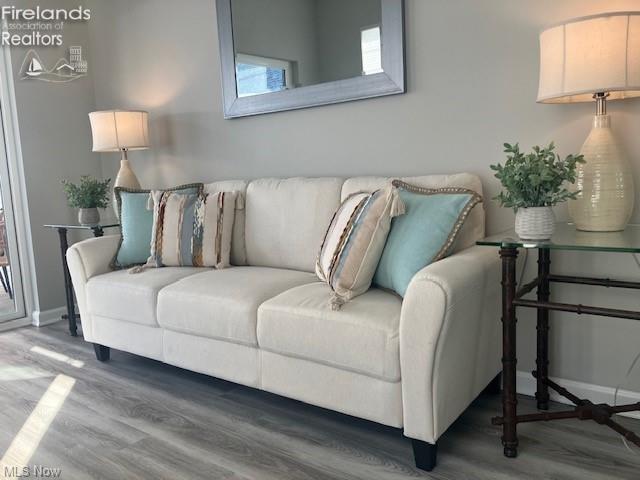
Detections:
[515, 207, 555, 240]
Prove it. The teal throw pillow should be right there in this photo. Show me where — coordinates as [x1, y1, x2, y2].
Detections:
[373, 180, 482, 297]
[112, 183, 203, 269]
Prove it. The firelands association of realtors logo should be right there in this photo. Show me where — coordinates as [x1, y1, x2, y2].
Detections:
[19, 46, 87, 83]
[1, 5, 91, 83]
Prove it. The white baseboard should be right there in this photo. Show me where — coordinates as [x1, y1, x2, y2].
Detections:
[32, 306, 67, 327]
[517, 370, 640, 420]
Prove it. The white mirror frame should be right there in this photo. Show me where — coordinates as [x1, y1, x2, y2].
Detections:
[216, 0, 406, 118]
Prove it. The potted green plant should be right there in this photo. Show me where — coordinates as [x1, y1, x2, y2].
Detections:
[62, 176, 111, 225]
[491, 143, 584, 240]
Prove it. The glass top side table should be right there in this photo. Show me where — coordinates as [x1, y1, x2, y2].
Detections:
[44, 222, 120, 336]
[477, 222, 640, 253]
[477, 223, 640, 459]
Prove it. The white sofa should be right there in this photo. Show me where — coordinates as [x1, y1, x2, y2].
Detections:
[67, 174, 501, 471]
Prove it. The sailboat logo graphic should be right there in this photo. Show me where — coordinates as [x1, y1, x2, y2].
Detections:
[25, 56, 44, 77]
[19, 47, 88, 83]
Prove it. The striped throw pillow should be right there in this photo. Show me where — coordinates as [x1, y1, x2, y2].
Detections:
[144, 190, 238, 269]
[316, 186, 405, 310]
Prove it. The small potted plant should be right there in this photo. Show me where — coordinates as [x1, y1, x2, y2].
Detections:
[62, 176, 111, 225]
[491, 142, 584, 240]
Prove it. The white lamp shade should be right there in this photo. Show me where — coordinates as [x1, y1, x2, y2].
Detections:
[89, 110, 150, 152]
[537, 12, 640, 103]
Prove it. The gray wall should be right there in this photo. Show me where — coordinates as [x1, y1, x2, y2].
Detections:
[3, 0, 100, 313]
[87, 0, 640, 392]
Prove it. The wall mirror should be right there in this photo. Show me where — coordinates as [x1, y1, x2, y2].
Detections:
[216, 0, 405, 118]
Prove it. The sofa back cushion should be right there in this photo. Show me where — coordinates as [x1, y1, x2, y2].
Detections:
[204, 180, 248, 266]
[245, 177, 344, 272]
[341, 174, 485, 252]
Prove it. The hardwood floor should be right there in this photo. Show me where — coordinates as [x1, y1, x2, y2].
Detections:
[0, 322, 638, 479]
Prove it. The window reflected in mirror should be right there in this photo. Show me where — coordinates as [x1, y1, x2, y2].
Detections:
[361, 26, 382, 75]
[235, 54, 293, 97]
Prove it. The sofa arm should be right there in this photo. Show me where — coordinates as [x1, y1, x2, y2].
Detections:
[67, 235, 119, 280]
[400, 246, 501, 443]
[66, 235, 120, 340]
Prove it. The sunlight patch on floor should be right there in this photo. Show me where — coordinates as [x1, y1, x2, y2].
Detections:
[0, 374, 75, 471]
[30, 346, 84, 369]
[0, 365, 54, 382]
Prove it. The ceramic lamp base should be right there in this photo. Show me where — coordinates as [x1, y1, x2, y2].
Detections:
[113, 157, 141, 217]
[568, 114, 634, 232]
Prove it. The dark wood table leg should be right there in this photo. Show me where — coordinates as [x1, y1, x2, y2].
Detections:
[91, 226, 104, 238]
[491, 245, 640, 456]
[536, 248, 551, 410]
[57, 228, 78, 337]
[500, 246, 519, 458]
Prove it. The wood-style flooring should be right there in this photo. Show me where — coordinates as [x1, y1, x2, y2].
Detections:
[0, 321, 638, 479]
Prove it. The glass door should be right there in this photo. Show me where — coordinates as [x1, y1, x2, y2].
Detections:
[0, 104, 25, 323]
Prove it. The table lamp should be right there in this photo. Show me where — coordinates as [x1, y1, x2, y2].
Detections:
[537, 12, 640, 231]
[89, 109, 149, 199]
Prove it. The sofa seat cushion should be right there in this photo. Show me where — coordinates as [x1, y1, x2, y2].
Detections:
[157, 267, 317, 346]
[87, 267, 202, 326]
[257, 283, 402, 381]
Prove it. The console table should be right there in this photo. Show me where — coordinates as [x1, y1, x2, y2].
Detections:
[45, 223, 119, 336]
[477, 223, 640, 458]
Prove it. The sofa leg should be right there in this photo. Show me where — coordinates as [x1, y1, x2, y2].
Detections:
[412, 439, 437, 471]
[93, 344, 110, 362]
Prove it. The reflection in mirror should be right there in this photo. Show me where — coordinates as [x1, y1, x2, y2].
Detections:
[231, 0, 383, 98]
[361, 26, 382, 75]
[235, 54, 292, 97]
